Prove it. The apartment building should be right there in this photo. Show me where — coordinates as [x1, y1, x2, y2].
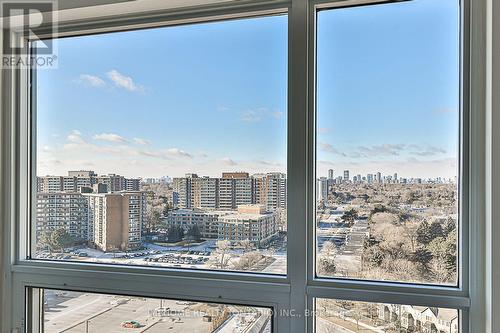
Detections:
[38, 171, 140, 193]
[254, 172, 287, 210]
[166, 205, 277, 247]
[125, 178, 140, 191]
[218, 205, 277, 247]
[173, 176, 193, 208]
[218, 172, 253, 210]
[96, 174, 125, 192]
[174, 172, 286, 211]
[85, 191, 146, 251]
[36, 192, 89, 242]
[235, 177, 253, 206]
[166, 208, 223, 239]
[192, 177, 219, 209]
[218, 178, 235, 210]
[68, 170, 97, 190]
[36, 189, 146, 252]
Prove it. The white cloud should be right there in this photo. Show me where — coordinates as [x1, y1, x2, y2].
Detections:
[255, 160, 283, 167]
[106, 70, 143, 92]
[241, 107, 284, 123]
[357, 144, 406, 157]
[67, 130, 85, 144]
[166, 148, 192, 158]
[409, 146, 447, 156]
[79, 74, 105, 87]
[133, 137, 151, 145]
[318, 127, 331, 134]
[241, 110, 261, 123]
[139, 150, 166, 159]
[93, 133, 128, 143]
[318, 142, 449, 159]
[319, 142, 344, 156]
[220, 157, 238, 166]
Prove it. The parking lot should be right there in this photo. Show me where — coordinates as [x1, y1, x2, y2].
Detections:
[44, 291, 271, 333]
[45, 292, 214, 333]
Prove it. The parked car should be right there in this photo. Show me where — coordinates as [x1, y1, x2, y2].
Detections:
[122, 321, 141, 328]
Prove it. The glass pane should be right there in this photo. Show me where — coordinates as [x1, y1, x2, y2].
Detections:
[34, 16, 287, 274]
[316, 0, 459, 285]
[315, 298, 459, 333]
[41, 289, 272, 333]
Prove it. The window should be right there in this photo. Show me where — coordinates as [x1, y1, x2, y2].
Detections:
[38, 289, 272, 333]
[315, 0, 460, 285]
[33, 15, 287, 274]
[315, 299, 459, 333]
[0, 0, 478, 332]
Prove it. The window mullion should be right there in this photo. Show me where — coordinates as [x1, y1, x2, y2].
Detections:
[287, 0, 310, 332]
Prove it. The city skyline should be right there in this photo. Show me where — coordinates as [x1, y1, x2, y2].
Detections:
[36, 168, 454, 188]
[37, 0, 458, 179]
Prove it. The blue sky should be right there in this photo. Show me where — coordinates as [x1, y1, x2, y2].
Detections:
[37, 0, 459, 179]
[317, 0, 459, 179]
[37, 15, 288, 178]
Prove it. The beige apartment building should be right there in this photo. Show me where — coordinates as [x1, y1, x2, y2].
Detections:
[85, 192, 146, 251]
[173, 172, 286, 211]
[218, 205, 277, 247]
[191, 176, 219, 209]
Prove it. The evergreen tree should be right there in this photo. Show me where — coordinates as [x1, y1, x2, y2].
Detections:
[167, 226, 184, 242]
[429, 220, 444, 239]
[416, 220, 433, 245]
[186, 224, 202, 242]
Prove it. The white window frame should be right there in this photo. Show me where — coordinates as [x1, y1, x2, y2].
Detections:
[0, 0, 488, 332]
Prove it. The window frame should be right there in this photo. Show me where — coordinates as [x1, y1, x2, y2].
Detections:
[0, 0, 486, 332]
[305, 0, 476, 331]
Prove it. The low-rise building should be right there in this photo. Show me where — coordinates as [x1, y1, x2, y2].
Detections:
[217, 205, 277, 247]
[379, 304, 458, 333]
[166, 205, 277, 247]
[166, 209, 222, 239]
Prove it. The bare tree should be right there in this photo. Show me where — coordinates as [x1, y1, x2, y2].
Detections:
[208, 240, 232, 269]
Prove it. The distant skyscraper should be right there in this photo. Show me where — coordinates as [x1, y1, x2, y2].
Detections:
[367, 174, 373, 183]
[394, 173, 398, 182]
[328, 169, 334, 180]
[376, 172, 382, 183]
[343, 170, 349, 182]
[318, 177, 328, 202]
